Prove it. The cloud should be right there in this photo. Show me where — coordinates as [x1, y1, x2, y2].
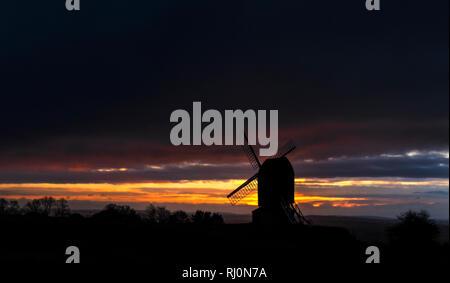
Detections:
[417, 190, 449, 196]
[0, 150, 447, 183]
[0, 0, 447, 219]
[0, 2, 447, 177]
[0, 177, 447, 218]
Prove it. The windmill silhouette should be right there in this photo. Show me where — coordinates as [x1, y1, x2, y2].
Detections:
[227, 135, 311, 225]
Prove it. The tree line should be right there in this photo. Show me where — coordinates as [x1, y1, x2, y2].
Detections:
[0, 197, 224, 225]
[0, 197, 70, 217]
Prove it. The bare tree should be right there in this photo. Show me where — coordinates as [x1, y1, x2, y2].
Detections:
[41, 197, 56, 216]
[144, 204, 157, 223]
[0, 199, 8, 216]
[25, 199, 44, 215]
[191, 210, 224, 225]
[211, 213, 224, 225]
[6, 200, 20, 215]
[24, 197, 56, 216]
[191, 210, 211, 224]
[144, 204, 171, 224]
[54, 198, 70, 217]
[170, 210, 190, 224]
[156, 206, 171, 224]
[388, 210, 439, 245]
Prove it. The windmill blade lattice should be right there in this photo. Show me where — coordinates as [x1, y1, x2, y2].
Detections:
[227, 174, 258, 205]
[242, 145, 261, 169]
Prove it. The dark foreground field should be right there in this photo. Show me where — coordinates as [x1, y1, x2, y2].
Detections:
[0, 214, 448, 273]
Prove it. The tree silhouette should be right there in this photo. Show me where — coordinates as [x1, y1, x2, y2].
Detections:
[92, 203, 140, 223]
[144, 204, 158, 223]
[169, 210, 190, 224]
[54, 198, 70, 217]
[144, 204, 172, 224]
[210, 213, 224, 225]
[4, 198, 225, 226]
[6, 200, 20, 216]
[0, 199, 7, 213]
[144, 204, 223, 225]
[387, 210, 440, 251]
[191, 210, 209, 224]
[191, 210, 224, 225]
[156, 206, 171, 224]
[24, 197, 56, 216]
[41, 197, 56, 216]
[0, 199, 10, 216]
[25, 199, 45, 215]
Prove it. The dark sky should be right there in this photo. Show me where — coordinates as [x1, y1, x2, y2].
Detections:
[0, 0, 448, 182]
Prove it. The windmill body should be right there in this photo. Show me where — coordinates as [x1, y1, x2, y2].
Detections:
[257, 157, 294, 207]
[253, 156, 295, 225]
[227, 139, 310, 225]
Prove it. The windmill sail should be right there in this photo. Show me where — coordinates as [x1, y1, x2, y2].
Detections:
[280, 198, 311, 225]
[274, 141, 296, 158]
[243, 133, 261, 169]
[243, 144, 261, 169]
[227, 173, 258, 205]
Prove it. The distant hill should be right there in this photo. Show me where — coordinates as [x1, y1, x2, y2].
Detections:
[221, 213, 449, 244]
[71, 209, 449, 244]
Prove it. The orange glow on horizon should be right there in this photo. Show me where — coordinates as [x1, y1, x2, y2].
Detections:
[295, 178, 449, 187]
[0, 178, 447, 208]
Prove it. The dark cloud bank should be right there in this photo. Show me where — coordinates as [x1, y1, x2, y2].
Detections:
[0, 1, 448, 182]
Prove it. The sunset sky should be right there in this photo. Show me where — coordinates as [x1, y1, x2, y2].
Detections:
[0, 1, 448, 219]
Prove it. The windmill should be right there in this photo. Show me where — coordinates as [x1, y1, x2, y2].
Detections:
[227, 136, 310, 225]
